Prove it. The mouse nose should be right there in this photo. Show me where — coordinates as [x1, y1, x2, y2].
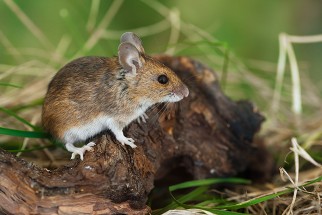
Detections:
[182, 84, 189, 97]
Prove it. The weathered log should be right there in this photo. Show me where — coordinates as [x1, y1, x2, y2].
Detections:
[0, 56, 268, 214]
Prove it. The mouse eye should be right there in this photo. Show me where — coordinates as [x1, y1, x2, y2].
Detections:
[158, 75, 168, 84]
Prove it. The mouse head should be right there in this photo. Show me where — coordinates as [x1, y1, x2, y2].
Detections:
[118, 32, 189, 104]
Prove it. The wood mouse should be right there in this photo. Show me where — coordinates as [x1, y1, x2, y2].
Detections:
[42, 32, 189, 160]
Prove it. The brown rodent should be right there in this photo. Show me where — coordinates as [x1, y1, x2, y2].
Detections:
[42, 32, 189, 160]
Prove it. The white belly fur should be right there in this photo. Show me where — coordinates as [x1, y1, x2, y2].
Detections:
[63, 116, 114, 143]
[63, 102, 151, 144]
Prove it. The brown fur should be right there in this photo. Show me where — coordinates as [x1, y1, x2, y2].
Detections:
[42, 54, 188, 141]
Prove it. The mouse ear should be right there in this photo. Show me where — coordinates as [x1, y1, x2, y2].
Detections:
[120, 32, 145, 54]
[118, 42, 144, 75]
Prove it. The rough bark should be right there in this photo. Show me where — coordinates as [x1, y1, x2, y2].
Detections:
[0, 56, 268, 215]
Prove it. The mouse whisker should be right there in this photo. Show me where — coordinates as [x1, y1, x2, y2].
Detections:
[149, 103, 168, 125]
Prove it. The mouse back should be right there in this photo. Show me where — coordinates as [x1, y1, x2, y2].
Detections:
[42, 56, 117, 139]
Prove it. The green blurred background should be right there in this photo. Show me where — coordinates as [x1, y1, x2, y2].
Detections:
[1, 0, 322, 104]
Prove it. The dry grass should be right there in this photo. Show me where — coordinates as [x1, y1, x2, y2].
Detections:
[0, 0, 321, 214]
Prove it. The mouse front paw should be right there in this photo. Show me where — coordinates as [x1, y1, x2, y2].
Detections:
[66, 142, 96, 160]
[118, 137, 137, 148]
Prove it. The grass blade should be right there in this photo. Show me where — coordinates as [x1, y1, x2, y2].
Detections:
[0, 82, 22, 88]
[0, 127, 49, 138]
[153, 186, 209, 215]
[8, 145, 54, 153]
[214, 176, 322, 210]
[169, 178, 250, 215]
[10, 98, 43, 112]
[215, 189, 291, 210]
[170, 178, 250, 192]
[168, 187, 248, 215]
[153, 178, 250, 215]
[0, 106, 39, 130]
[3, 0, 53, 50]
[301, 175, 322, 186]
[189, 207, 247, 215]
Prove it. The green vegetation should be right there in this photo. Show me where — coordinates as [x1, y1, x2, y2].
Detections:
[0, 1, 321, 214]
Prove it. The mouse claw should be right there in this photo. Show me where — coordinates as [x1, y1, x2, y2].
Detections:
[70, 152, 77, 160]
[126, 138, 136, 148]
[137, 113, 148, 124]
[126, 142, 137, 148]
[118, 137, 137, 148]
[84, 141, 96, 149]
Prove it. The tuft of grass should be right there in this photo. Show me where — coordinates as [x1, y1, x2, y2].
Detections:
[153, 178, 250, 215]
[150, 130, 321, 214]
[153, 176, 322, 215]
[272, 33, 322, 116]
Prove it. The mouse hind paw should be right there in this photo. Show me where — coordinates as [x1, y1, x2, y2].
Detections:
[65, 142, 96, 160]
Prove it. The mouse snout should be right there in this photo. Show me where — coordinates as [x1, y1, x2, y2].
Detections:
[174, 84, 189, 99]
[182, 84, 189, 97]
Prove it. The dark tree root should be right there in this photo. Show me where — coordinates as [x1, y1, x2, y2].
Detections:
[0, 56, 271, 215]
